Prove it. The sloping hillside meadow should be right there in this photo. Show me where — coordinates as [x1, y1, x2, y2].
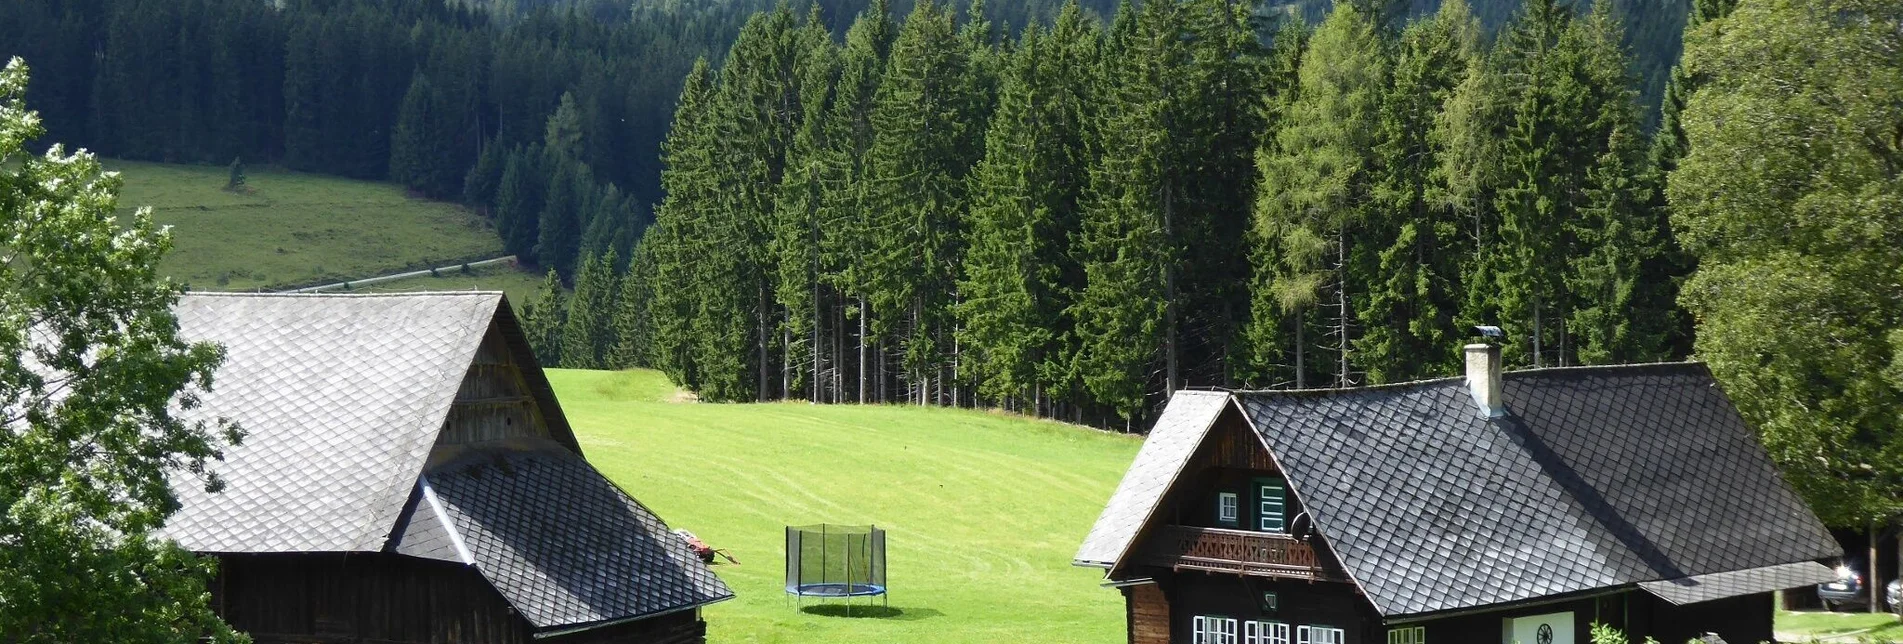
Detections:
[547, 368, 1140, 643]
[111, 160, 506, 291]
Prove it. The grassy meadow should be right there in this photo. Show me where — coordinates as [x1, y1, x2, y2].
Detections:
[547, 368, 1141, 643]
[111, 160, 504, 291]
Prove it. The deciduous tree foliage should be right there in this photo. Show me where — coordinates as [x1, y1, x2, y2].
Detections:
[0, 58, 244, 643]
[1669, 0, 1903, 526]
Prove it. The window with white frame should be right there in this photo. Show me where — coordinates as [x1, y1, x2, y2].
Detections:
[1244, 620, 1291, 644]
[1387, 626, 1425, 644]
[1193, 616, 1240, 644]
[1217, 492, 1239, 525]
[1297, 625, 1345, 644]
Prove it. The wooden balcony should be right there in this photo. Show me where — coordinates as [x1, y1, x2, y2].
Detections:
[1137, 525, 1346, 581]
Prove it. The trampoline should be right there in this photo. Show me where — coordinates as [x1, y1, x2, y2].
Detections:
[786, 524, 887, 612]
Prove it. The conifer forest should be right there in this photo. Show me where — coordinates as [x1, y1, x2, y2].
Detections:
[4, 0, 1902, 523]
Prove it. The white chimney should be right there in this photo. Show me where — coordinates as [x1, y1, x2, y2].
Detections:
[1464, 343, 1505, 418]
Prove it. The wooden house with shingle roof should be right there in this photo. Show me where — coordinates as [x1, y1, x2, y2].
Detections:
[162, 292, 731, 644]
[1077, 342, 1840, 644]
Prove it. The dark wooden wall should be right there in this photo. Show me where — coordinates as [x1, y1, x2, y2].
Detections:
[1160, 572, 1380, 644]
[1152, 407, 1302, 530]
[1155, 574, 1777, 644]
[1124, 583, 1170, 644]
[211, 552, 706, 644]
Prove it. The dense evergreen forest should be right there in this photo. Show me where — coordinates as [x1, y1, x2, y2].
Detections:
[569, 0, 1682, 429]
[0, 0, 1688, 284]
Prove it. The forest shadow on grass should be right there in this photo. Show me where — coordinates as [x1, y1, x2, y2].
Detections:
[799, 604, 943, 621]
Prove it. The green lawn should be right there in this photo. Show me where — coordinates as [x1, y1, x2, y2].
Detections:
[1779, 610, 1903, 641]
[348, 261, 549, 305]
[547, 368, 1141, 643]
[110, 160, 503, 291]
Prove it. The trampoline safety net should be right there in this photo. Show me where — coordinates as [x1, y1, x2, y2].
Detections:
[785, 524, 887, 598]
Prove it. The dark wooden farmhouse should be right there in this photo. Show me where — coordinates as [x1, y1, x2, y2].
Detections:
[159, 292, 732, 643]
[1076, 342, 1841, 644]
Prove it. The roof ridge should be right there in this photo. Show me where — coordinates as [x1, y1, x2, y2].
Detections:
[1219, 360, 1709, 398]
[182, 291, 505, 299]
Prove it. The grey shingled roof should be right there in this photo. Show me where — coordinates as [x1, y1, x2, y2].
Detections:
[1074, 390, 1230, 568]
[410, 444, 735, 629]
[1638, 561, 1836, 606]
[163, 292, 504, 552]
[1236, 363, 1840, 618]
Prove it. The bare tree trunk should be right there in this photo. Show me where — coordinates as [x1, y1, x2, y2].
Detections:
[782, 321, 791, 400]
[811, 288, 821, 404]
[1295, 313, 1306, 389]
[1162, 184, 1179, 397]
[758, 284, 771, 401]
[1533, 298, 1544, 369]
[858, 296, 868, 404]
[1872, 521, 1882, 614]
[1337, 228, 1350, 388]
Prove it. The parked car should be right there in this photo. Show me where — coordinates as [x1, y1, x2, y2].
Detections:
[1818, 559, 1900, 611]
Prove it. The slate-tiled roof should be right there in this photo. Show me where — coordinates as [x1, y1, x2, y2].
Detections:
[1638, 561, 1836, 606]
[1235, 363, 1840, 618]
[1075, 390, 1230, 568]
[163, 292, 502, 552]
[415, 444, 735, 629]
[158, 292, 730, 631]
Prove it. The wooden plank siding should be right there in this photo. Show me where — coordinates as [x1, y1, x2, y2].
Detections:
[436, 322, 554, 446]
[1126, 583, 1170, 644]
[212, 553, 707, 644]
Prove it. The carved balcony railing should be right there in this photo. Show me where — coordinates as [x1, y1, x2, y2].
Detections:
[1137, 525, 1345, 581]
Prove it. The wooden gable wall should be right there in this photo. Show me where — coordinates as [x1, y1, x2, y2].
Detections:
[436, 320, 555, 446]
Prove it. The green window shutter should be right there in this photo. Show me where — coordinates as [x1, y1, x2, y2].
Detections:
[1256, 478, 1286, 532]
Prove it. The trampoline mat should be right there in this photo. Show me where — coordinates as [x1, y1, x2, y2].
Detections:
[790, 582, 887, 598]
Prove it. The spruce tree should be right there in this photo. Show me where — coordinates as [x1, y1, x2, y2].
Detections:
[389, 72, 457, 198]
[536, 160, 584, 279]
[1356, 0, 1479, 383]
[711, 7, 804, 400]
[1563, 0, 1673, 365]
[862, 0, 976, 404]
[957, 20, 1091, 407]
[771, 12, 840, 402]
[495, 146, 545, 262]
[560, 252, 619, 370]
[1071, 0, 1180, 418]
[523, 269, 567, 368]
[649, 60, 719, 394]
[463, 140, 506, 210]
[611, 239, 657, 370]
[818, 0, 895, 403]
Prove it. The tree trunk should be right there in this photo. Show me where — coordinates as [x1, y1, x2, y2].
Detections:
[1163, 184, 1179, 397]
[1872, 521, 1881, 614]
[1337, 227, 1350, 388]
[1295, 313, 1306, 389]
[758, 283, 771, 401]
[858, 296, 868, 404]
[1532, 297, 1544, 369]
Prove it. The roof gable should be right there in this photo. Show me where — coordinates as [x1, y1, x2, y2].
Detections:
[1074, 390, 1231, 568]
[1238, 363, 1840, 618]
[161, 292, 506, 552]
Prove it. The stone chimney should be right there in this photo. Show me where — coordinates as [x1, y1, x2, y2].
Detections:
[1464, 343, 1505, 418]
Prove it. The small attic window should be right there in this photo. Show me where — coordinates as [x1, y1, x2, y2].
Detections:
[1217, 492, 1239, 526]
